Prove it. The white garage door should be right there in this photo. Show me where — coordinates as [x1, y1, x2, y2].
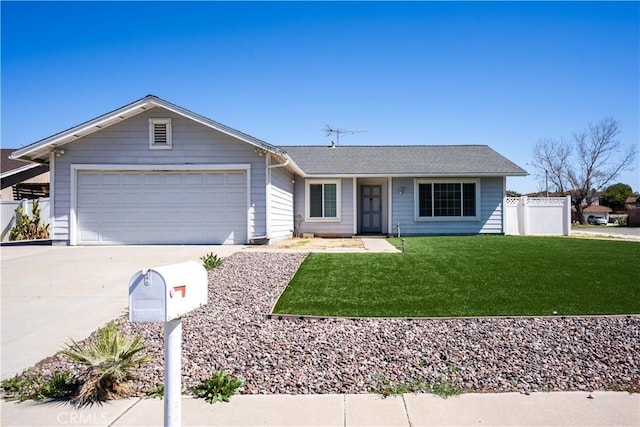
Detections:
[76, 170, 247, 244]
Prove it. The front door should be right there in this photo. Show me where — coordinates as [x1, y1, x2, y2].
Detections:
[361, 185, 382, 233]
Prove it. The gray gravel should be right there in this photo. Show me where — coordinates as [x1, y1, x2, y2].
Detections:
[29, 252, 640, 396]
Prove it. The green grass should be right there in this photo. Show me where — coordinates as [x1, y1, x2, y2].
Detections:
[271, 236, 640, 317]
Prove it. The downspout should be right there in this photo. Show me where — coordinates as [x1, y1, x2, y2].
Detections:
[251, 156, 292, 244]
[267, 157, 290, 170]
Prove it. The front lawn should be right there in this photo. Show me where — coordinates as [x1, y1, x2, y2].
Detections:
[271, 236, 640, 317]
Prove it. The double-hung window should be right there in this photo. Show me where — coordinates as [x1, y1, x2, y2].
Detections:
[416, 179, 479, 220]
[306, 180, 340, 221]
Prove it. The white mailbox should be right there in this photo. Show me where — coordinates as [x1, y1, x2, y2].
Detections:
[129, 260, 207, 323]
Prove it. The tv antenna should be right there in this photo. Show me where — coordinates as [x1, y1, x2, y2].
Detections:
[323, 125, 366, 146]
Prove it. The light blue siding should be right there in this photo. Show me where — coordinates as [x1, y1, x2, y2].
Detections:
[52, 106, 267, 244]
[294, 177, 354, 236]
[268, 163, 294, 242]
[391, 177, 505, 235]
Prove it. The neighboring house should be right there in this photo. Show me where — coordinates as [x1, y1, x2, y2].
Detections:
[10, 95, 527, 245]
[1, 149, 50, 201]
[579, 204, 612, 223]
[625, 196, 639, 210]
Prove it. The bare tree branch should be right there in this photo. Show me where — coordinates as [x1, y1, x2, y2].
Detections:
[532, 117, 638, 224]
[532, 137, 571, 192]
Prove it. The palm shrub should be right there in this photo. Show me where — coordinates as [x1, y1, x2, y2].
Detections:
[62, 321, 152, 405]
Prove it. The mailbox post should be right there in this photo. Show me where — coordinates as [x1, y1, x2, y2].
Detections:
[129, 260, 207, 427]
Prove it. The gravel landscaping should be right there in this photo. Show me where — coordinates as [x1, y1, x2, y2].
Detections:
[30, 252, 640, 396]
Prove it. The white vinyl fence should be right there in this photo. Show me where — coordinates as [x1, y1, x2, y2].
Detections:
[1, 198, 50, 241]
[504, 196, 571, 236]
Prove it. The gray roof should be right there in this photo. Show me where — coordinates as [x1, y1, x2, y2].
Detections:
[281, 145, 527, 176]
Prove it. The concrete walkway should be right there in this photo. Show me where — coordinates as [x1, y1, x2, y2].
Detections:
[2, 391, 638, 426]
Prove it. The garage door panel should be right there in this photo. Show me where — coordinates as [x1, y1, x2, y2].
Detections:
[78, 173, 100, 185]
[226, 172, 246, 185]
[226, 191, 246, 204]
[143, 174, 163, 185]
[184, 174, 204, 185]
[165, 174, 184, 185]
[121, 174, 142, 185]
[101, 174, 121, 185]
[77, 170, 247, 244]
[102, 192, 125, 204]
[206, 174, 225, 185]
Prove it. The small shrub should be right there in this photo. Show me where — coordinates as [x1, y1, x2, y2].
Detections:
[200, 252, 223, 270]
[430, 378, 459, 398]
[62, 321, 152, 405]
[373, 375, 459, 399]
[10, 200, 49, 241]
[1, 370, 76, 402]
[191, 370, 243, 404]
[1, 371, 41, 401]
[31, 372, 77, 402]
[373, 375, 425, 398]
[145, 382, 164, 399]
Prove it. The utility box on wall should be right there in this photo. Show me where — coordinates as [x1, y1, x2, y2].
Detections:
[129, 260, 208, 323]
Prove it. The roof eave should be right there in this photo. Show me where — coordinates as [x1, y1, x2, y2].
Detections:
[0, 162, 44, 179]
[300, 172, 529, 178]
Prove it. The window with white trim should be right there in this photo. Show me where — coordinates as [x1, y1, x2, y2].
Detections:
[149, 118, 172, 149]
[306, 180, 340, 221]
[416, 179, 479, 219]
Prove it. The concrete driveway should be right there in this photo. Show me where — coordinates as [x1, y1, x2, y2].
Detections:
[0, 245, 243, 379]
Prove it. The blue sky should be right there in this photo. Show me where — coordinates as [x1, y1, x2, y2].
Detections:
[2, 1, 638, 193]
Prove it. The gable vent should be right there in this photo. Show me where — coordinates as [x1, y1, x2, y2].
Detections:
[153, 123, 168, 144]
[149, 118, 172, 149]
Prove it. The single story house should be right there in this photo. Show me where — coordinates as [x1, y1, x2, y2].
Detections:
[625, 196, 639, 210]
[1, 148, 50, 201]
[580, 204, 612, 223]
[10, 95, 527, 245]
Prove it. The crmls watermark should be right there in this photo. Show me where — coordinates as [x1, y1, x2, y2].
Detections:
[56, 411, 109, 425]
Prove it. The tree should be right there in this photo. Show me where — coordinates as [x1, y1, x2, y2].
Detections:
[531, 117, 637, 224]
[600, 183, 633, 212]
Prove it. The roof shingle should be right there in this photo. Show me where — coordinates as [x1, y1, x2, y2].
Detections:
[281, 145, 527, 176]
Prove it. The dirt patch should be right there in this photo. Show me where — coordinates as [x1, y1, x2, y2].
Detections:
[269, 237, 364, 249]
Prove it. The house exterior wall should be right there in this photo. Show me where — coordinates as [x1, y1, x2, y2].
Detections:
[51, 107, 267, 244]
[391, 176, 505, 235]
[267, 161, 294, 242]
[294, 177, 355, 237]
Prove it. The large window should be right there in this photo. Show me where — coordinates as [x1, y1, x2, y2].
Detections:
[306, 180, 340, 221]
[416, 179, 478, 219]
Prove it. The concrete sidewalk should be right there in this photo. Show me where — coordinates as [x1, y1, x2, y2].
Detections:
[2, 391, 638, 426]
